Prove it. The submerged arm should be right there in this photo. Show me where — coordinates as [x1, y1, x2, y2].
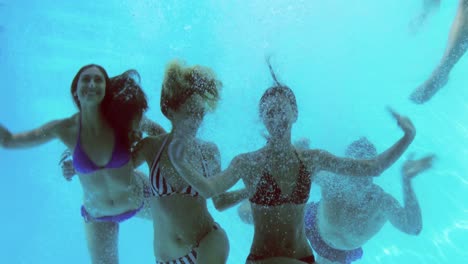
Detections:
[410, 0, 468, 103]
[140, 116, 166, 136]
[0, 119, 68, 149]
[168, 139, 243, 199]
[438, 0, 468, 71]
[384, 184, 422, 235]
[385, 154, 434, 235]
[310, 109, 415, 177]
[131, 136, 155, 169]
[213, 188, 249, 211]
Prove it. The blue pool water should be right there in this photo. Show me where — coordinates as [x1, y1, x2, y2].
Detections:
[0, 0, 467, 263]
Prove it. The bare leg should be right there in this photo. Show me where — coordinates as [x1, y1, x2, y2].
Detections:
[84, 221, 119, 264]
[410, 0, 468, 104]
[196, 226, 230, 263]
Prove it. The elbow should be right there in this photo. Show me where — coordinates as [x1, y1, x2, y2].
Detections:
[413, 227, 422, 236]
[212, 197, 227, 211]
[191, 179, 219, 199]
[369, 162, 383, 177]
[409, 224, 422, 236]
[405, 223, 422, 236]
[406, 228, 421, 236]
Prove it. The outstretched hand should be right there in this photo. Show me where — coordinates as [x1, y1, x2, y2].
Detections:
[387, 107, 416, 139]
[402, 154, 436, 179]
[0, 124, 12, 147]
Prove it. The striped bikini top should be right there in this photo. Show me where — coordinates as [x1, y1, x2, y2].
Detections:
[149, 136, 209, 197]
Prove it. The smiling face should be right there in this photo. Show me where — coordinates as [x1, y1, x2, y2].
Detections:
[76, 67, 106, 107]
[71, 64, 109, 110]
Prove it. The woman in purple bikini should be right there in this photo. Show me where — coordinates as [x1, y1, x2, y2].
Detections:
[0, 64, 163, 264]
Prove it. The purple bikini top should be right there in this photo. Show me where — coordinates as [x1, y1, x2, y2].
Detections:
[73, 116, 131, 174]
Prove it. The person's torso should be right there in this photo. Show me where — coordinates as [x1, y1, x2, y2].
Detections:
[144, 135, 218, 260]
[318, 183, 387, 250]
[243, 148, 314, 258]
[60, 114, 140, 216]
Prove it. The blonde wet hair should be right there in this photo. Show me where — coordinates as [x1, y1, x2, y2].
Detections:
[160, 60, 222, 119]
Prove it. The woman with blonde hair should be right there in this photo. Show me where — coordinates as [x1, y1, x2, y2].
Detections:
[133, 60, 229, 263]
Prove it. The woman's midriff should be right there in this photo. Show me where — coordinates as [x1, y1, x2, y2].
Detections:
[151, 195, 216, 261]
[79, 167, 143, 217]
[250, 203, 313, 258]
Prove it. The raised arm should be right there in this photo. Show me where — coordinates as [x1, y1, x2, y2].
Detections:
[308, 109, 415, 177]
[168, 138, 244, 199]
[410, 0, 468, 103]
[384, 154, 434, 235]
[0, 118, 70, 149]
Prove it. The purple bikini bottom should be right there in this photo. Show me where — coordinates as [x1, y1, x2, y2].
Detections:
[81, 203, 144, 223]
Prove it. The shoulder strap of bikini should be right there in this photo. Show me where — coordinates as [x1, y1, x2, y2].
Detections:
[150, 135, 170, 173]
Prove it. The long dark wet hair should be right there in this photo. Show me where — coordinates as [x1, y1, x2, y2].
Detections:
[103, 69, 149, 150]
[71, 65, 148, 151]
